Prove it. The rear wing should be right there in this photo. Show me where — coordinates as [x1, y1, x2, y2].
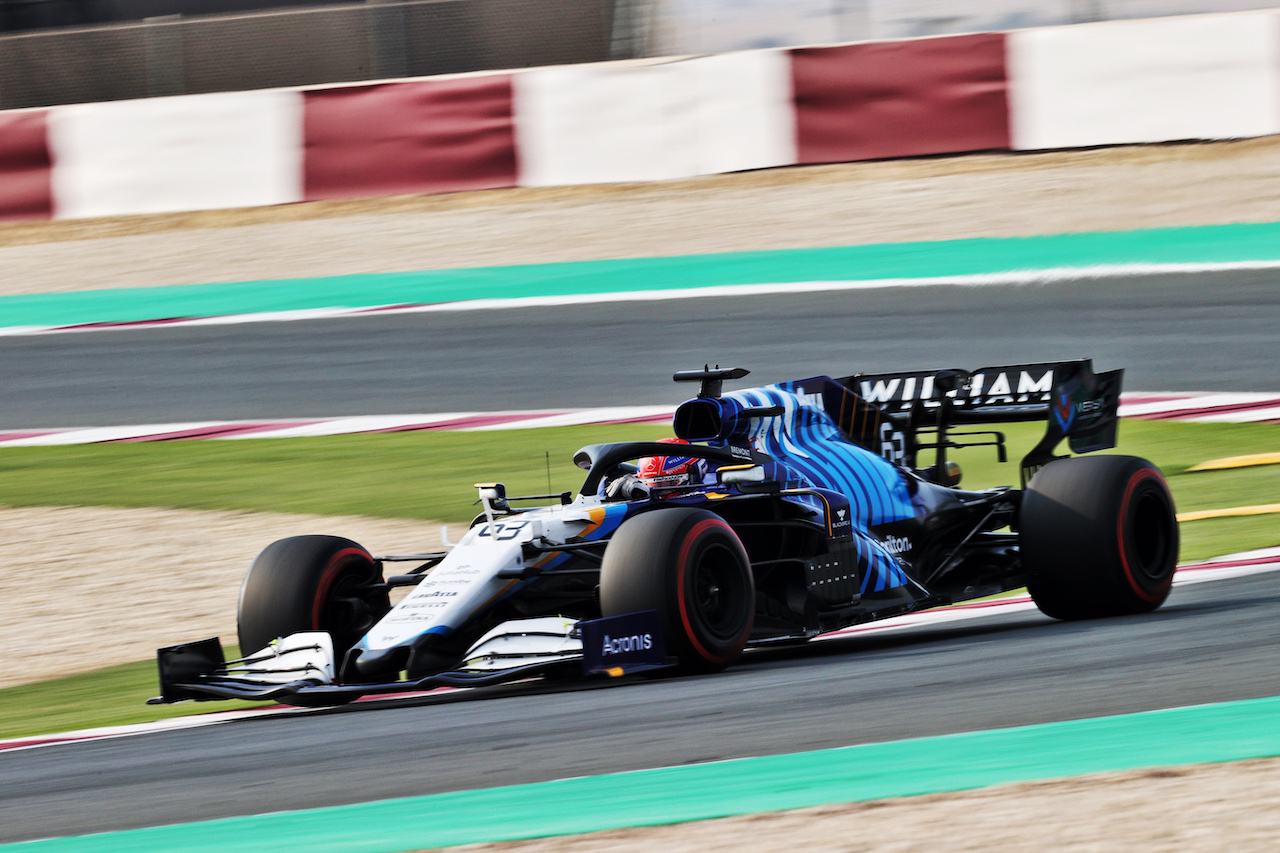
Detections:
[836, 359, 1124, 485]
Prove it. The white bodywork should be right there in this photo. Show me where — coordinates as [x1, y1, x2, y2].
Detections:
[461, 616, 582, 671]
[231, 631, 335, 684]
[238, 491, 622, 685]
[361, 496, 612, 652]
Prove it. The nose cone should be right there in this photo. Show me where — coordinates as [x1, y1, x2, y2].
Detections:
[343, 632, 456, 683]
[345, 644, 408, 682]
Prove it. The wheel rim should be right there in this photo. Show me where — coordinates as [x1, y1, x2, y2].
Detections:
[1129, 489, 1175, 583]
[688, 541, 750, 643]
[316, 558, 385, 652]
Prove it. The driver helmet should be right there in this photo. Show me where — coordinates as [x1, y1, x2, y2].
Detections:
[637, 438, 705, 489]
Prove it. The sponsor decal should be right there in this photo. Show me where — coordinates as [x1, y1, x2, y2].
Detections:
[1052, 369, 1110, 434]
[437, 564, 480, 576]
[579, 610, 667, 675]
[729, 445, 753, 460]
[387, 608, 444, 622]
[881, 535, 912, 555]
[860, 368, 1056, 410]
[796, 391, 825, 410]
[601, 633, 654, 655]
[829, 504, 854, 539]
[1054, 391, 1075, 432]
[859, 376, 905, 404]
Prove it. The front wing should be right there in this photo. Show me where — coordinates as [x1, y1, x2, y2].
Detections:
[150, 612, 672, 704]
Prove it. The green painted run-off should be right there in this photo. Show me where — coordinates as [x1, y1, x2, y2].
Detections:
[7, 221, 1280, 329]
[9, 694, 1280, 852]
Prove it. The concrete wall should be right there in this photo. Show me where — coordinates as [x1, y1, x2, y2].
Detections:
[0, 0, 615, 109]
[650, 0, 1280, 54]
[4, 9, 1279, 221]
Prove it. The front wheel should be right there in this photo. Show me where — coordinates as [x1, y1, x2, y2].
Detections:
[1021, 455, 1178, 620]
[599, 508, 754, 673]
[237, 535, 390, 660]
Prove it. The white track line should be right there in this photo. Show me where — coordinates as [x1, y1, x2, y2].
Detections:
[6, 260, 1280, 337]
[1118, 393, 1280, 417]
[0, 408, 676, 446]
[3, 393, 1278, 447]
[1182, 406, 1280, 423]
[461, 406, 679, 431]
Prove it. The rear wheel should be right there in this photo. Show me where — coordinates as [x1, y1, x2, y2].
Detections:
[237, 535, 390, 660]
[600, 508, 754, 673]
[1021, 455, 1178, 620]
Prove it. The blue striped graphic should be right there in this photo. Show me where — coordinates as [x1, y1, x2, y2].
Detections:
[718, 383, 915, 594]
[722, 385, 914, 529]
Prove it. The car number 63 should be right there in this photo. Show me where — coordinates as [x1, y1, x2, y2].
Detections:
[878, 422, 907, 465]
[477, 521, 530, 541]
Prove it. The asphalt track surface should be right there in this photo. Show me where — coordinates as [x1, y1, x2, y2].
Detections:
[3, 570, 1280, 843]
[2, 269, 1279, 427]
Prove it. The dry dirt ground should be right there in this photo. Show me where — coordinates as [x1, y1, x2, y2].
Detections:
[5, 137, 1280, 848]
[0, 506, 443, 690]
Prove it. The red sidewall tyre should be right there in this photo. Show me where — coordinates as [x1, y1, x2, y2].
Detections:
[237, 535, 389, 659]
[600, 508, 754, 673]
[1021, 455, 1179, 620]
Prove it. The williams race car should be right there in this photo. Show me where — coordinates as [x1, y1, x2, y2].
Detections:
[153, 359, 1178, 706]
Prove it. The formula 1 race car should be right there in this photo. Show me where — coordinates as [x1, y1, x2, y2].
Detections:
[153, 359, 1179, 707]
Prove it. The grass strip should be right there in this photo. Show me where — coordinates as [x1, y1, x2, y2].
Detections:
[0, 652, 264, 741]
[0, 419, 1274, 558]
[5, 221, 1280, 328]
[0, 423, 660, 524]
[7, 695, 1280, 852]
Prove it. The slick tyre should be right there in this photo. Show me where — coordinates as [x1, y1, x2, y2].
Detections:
[1021, 455, 1178, 620]
[600, 508, 754, 674]
[237, 535, 390, 660]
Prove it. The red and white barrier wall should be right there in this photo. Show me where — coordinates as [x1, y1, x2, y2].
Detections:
[48, 92, 304, 220]
[1, 10, 1278, 223]
[1008, 13, 1280, 149]
[0, 111, 53, 220]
